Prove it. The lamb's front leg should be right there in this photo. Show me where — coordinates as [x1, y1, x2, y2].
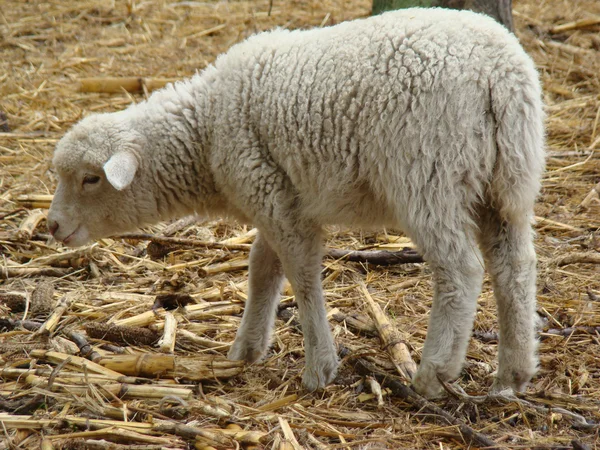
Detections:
[265, 226, 339, 391]
[228, 232, 285, 363]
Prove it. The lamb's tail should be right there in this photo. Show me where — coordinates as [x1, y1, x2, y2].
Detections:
[489, 59, 546, 226]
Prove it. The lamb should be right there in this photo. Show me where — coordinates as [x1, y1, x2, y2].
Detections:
[47, 7, 545, 398]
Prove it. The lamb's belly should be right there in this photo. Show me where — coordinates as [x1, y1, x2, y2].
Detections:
[299, 187, 396, 228]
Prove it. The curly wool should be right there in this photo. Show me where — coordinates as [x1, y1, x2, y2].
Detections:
[49, 8, 545, 396]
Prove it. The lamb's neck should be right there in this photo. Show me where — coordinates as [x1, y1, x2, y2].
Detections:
[135, 75, 222, 222]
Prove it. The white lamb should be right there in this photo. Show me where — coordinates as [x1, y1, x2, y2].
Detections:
[47, 8, 545, 397]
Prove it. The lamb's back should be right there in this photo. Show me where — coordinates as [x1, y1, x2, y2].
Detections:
[209, 8, 536, 226]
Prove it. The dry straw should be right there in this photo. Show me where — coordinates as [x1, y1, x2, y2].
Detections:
[1, 0, 600, 448]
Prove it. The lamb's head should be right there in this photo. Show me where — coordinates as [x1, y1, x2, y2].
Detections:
[48, 113, 146, 247]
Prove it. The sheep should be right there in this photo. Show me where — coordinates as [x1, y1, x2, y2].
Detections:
[47, 7, 545, 397]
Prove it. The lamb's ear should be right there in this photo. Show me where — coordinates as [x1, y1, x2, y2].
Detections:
[103, 152, 138, 191]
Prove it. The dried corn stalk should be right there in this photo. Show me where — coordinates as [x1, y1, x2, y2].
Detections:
[98, 354, 244, 380]
[15, 209, 46, 242]
[78, 77, 177, 93]
[359, 281, 417, 380]
[157, 312, 177, 353]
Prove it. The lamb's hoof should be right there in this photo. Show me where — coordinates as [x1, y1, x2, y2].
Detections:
[491, 369, 533, 394]
[302, 350, 339, 391]
[227, 338, 266, 363]
[399, 360, 418, 380]
[411, 367, 446, 399]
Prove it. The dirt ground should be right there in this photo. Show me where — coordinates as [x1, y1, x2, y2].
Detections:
[1, 0, 600, 449]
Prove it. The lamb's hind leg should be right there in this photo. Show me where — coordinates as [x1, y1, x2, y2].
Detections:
[479, 209, 538, 392]
[411, 228, 485, 398]
[228, 232, 285, 363]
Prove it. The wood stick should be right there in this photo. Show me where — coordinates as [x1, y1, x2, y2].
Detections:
[332, 312, 378, 337]
[0, 317, 42, 332]
[542, 326, 600, 339]
[439, 379, 596, 430]
[49, 428, 178, 445]
[0, 208, 27, 220]
[554, 252, 600, 266]
[35, 294, 71, 337]
[113, 309, 163, 328]
[198, 281, 248, 301]
[78, 77, 177, 94]
[183, 23, 227, 40]
[115, 232, 251, 251]
[358, 281, 417, 380]
[78, 441, 170, 450]
[341, 348, 502, 449]
[475, 325, 600, 344]
[184, 304, 241, 320]
[0, 414, 54, 429]
[220, 227, 258, 244]
[65, 330, 102, 361]
[177, 329, 231, 350]
[14, 194, 53, 209]
[0, 414, 167, 436]
[535, 216, 583, 232]
[156, 423, 228, 443]
[113, 302, 239, 328]
[278, 417, 303, 450]
[571, 442, 593, 450]
[0, 131, 52, 139]
[15, 209, 46, 241]
[327, 248, 423, 265]
[210, 427, 266, 445]
[199, 259, 249, 276]
[154, 422, 267, 449]
[20, 376, 194, 400]
[117, 232, 424, 267]
[153, 422, 238, 447]
[120, 384, 194, 400]
[541, 40, 598, 63]
[366, 376, 385, 408]
[32, 247, 95, 268]
[190, 399, 232, 419]
[157, 312, 177, 353]
[550, 18, 600, 33]
[0, 267, 73, 279]
[578, 181, 600, 210]
[30, 349, 125, 379]
[98, 353, 244, 380]
[162, 214, 201, 236]
[0, 367, 142, 385]
[256, 394, 298, 412]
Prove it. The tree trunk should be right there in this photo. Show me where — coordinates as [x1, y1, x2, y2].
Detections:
[372, 0, 513, 32]
[372, 0, 436, 14]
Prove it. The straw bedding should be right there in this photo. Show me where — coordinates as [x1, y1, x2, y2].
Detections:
[1, 0, 600, 448]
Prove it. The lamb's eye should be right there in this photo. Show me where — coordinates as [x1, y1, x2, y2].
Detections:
[83, 175, 100, 185]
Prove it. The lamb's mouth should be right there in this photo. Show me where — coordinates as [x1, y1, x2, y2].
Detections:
[62, 226, 80, 245]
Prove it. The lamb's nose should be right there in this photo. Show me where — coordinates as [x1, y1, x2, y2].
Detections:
[48, 219, 59, 236]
